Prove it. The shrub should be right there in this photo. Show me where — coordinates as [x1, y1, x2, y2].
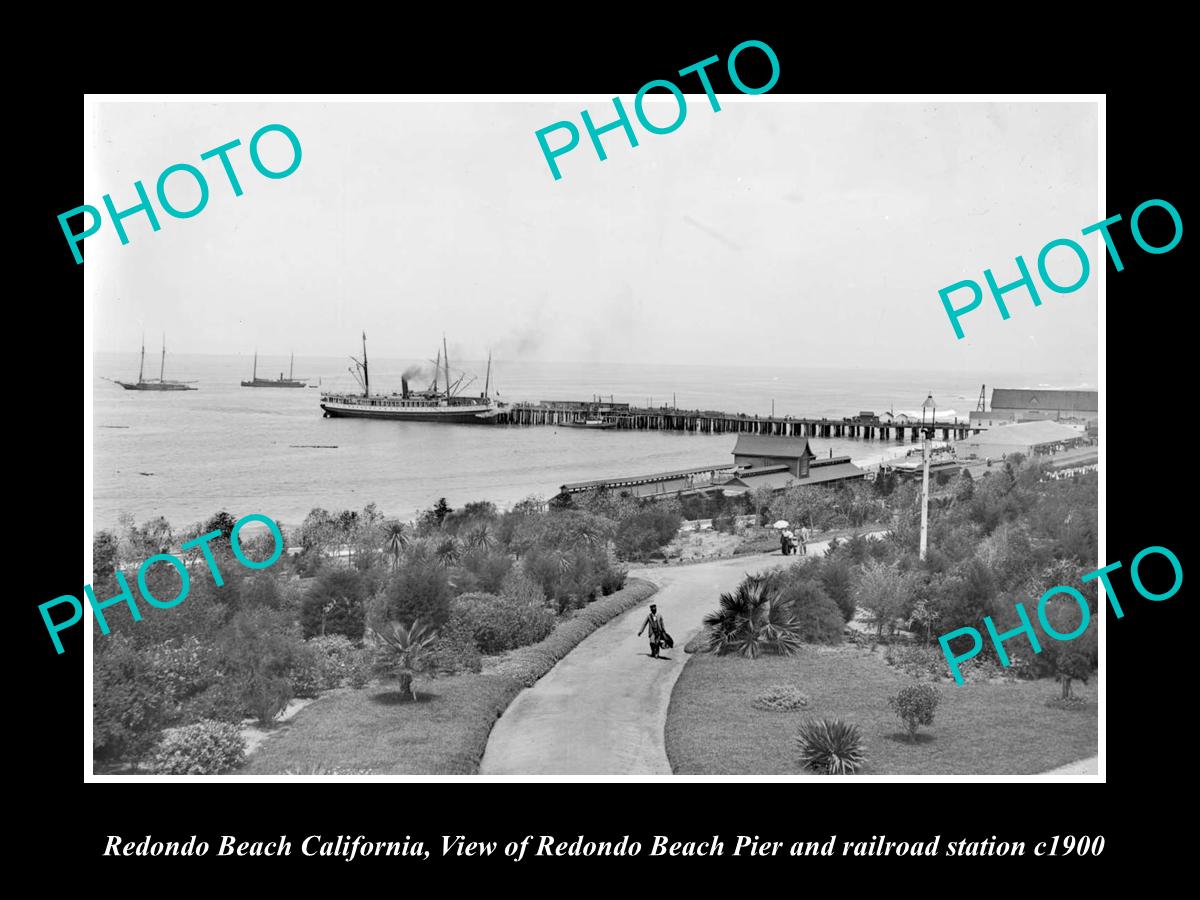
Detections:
[753, 685, 810, 711]
[887, 683, 940, 741]
[489, 579, 657, 686]
[383, 556, 453, 629]
[143, 636, 216, 706]
[304, 634, 361, 689]
[778, 581, 844, 645]
[179, 678, 248, 725]
[300, 568, 368, 639]
[615, 508, 683, 560]
[704, 575, 804, 657]
[239, 573, 283, 609]
[795, 719, 866, 774]
[819, 558, 856, 622]
[426, 617, 484, 675]
[452, 592, 557, 654]
[217, 606, 303, 726]
[145, 720, 246, 775]
[290, 643, 325, 699]
[599, 565, 628, 595]
[885, 644, 946, 681]
[454, 548, 513, 595]
[93, 635, 172, 765]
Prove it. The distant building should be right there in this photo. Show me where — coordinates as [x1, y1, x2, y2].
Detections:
[970, 388, 1098, 428]
[955, 419, 1089, 460]
[723, 435, 866, 495]
[731, 434, 817, 477]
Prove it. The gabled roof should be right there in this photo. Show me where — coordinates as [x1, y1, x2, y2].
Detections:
[991, 389, 1097, 412]
[732, 434, 816, 460]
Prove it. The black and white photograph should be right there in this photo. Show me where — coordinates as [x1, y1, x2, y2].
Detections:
[82, 95, 1102, 780]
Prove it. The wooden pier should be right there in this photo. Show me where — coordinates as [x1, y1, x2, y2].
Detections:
[500, 402, 980, 442]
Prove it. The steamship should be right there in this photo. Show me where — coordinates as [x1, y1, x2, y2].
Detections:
[319, 333, 504, 424]
[241, 351, 307, 388]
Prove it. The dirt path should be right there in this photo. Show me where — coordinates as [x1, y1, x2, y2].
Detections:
[479, 550, 792, 775]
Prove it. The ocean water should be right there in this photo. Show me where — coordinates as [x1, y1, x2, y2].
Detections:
[91, 353, 1093, 532]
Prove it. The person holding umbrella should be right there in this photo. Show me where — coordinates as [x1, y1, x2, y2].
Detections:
[774, 519, 791, 555]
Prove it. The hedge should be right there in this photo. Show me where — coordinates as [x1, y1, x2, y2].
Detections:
[489, 578, 657, 687]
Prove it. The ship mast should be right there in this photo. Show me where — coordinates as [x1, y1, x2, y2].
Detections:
[443, 335, 451, 399]
[138, 334, 145, 384]
[252, 350, 258, 381]
[160, 334, 166, 383]
[362, 332, 369, 397]
[289, 352, 294, 381]
[484, 350, 492, 398]
[433, 348, 441, 394]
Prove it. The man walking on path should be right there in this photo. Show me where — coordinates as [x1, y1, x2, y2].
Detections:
[637, 604, 667, 658]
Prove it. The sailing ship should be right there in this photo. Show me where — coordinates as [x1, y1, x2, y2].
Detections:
[114, 336, 197, 391]
[241, 352, 307, 388]
[319, 333, 503, 424]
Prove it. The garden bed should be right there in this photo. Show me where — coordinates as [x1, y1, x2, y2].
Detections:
[665, 646, 1097, 775]
[239, 578, 657, 774]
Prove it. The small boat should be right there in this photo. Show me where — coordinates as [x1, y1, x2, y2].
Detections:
[561, 418, 617, 430]
[114, 335, 197, 391]
[242, 351, 307, 388]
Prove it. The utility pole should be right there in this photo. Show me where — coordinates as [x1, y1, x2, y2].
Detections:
[919, 393, 936, 561]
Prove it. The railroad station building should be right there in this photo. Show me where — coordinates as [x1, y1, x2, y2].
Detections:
[970, 388, 1098, 428]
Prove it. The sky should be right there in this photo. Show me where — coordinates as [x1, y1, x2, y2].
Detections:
[87, 99, 1099, 380]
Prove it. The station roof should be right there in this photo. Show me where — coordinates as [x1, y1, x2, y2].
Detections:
[561, 463, 735, 493]
[991, 388, 1097, 412]
[732, 434, 816, 460]
[958, 420, 1084, 446]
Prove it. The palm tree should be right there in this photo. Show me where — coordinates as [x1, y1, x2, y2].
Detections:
[434, 537, 460, 567]
[383, 521, 408, 570]
[368, 619, 438, 701]
[703, 575, 803, 657]
[464, 523, 495, 550]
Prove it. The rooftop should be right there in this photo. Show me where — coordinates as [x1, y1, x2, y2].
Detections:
[561, 463, 735, 493]
[958, 419, 1084, 446]
[991, 388, 1098, 412]
[732, 434, 817, 460]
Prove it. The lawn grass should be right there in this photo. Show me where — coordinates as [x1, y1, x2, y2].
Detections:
[240, 578, 658, 775]
[666, 647, 1097, 775]
[240, 676, 521, 775]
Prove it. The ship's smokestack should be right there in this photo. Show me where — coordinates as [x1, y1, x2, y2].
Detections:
[402, 376, 409, 398]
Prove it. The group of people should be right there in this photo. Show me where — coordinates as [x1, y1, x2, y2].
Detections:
[780, 525, 810, 556]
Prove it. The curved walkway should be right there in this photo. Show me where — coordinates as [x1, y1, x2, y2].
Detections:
[480, 551, 782, 775]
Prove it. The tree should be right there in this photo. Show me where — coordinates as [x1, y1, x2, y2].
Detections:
[418, 498, 452, 532]
[382, 519, 408, 571]
[703, 575, 804, 657]
[1054, 646, 1092, 700]
[383, 556, 453, 628]
[888, 684, 940, 742]
[217, 606, 302, 727]
[300, 568, 368, 639]
[855, 561, 915, 642]
[368, 619, 437, 700]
